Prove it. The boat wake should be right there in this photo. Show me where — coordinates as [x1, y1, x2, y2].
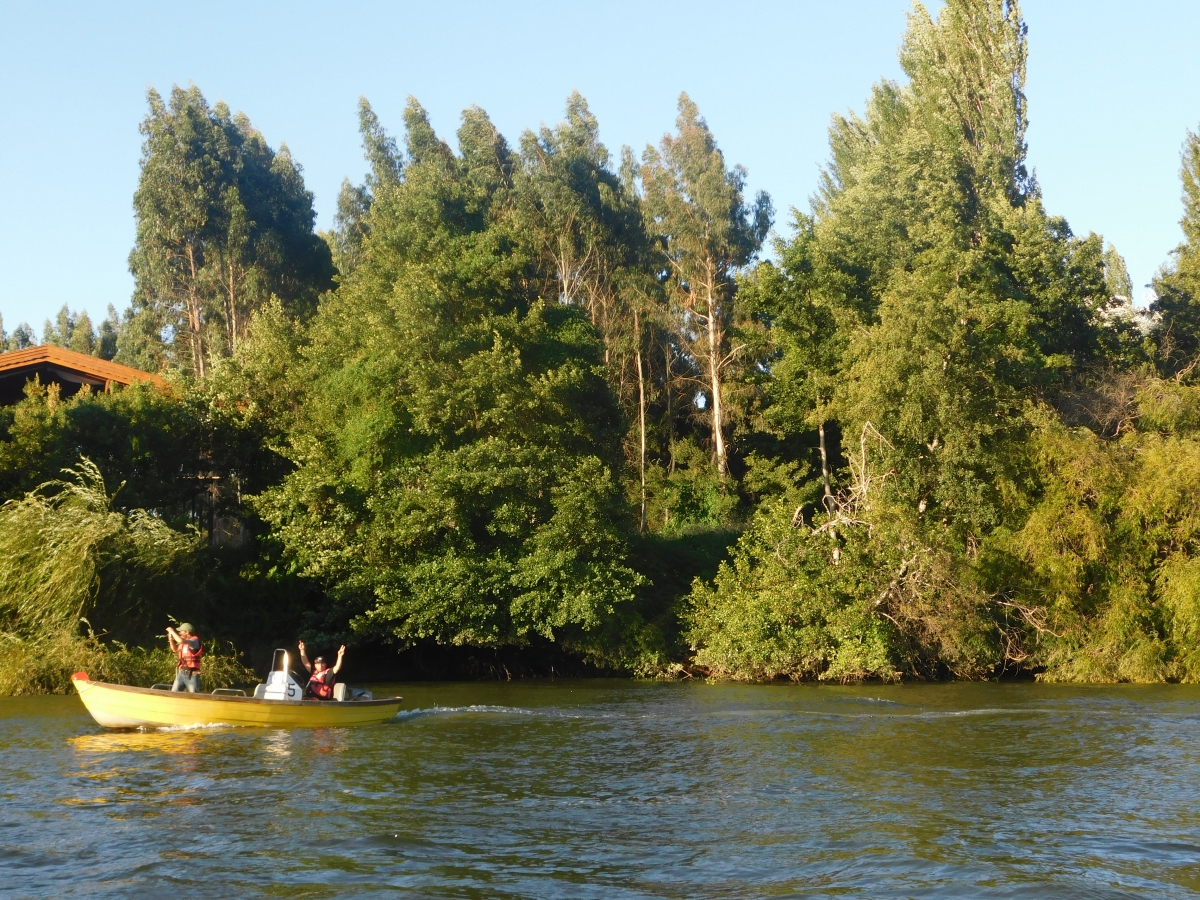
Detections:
[393, 704, 537, 721]
[140, 722, 236, 732]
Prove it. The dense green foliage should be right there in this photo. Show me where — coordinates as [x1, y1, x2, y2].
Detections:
[0, 377, 280, 512]
[40, 304, 121, 359]
[3, 0, 1200, 690]
[0, 459, 198, 642]
[254, 100, 644, 658]
[688, 0, 1198, 683]
[0, 313, 37, 352]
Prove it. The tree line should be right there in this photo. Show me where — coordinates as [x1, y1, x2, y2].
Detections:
[4, 0, 1200, 685]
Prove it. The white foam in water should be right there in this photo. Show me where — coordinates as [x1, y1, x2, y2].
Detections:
[910, 707, 1048, 718]
[140, 722, 237, 732]
[394, 704, 536, 720]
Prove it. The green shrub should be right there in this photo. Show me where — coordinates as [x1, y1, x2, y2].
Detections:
[0, 458, 199, 645]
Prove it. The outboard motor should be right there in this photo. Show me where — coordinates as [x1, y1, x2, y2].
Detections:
[254, 650, 306, 701]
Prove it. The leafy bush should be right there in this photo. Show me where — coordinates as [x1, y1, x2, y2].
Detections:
[689, 391, 1200, 684]
[991, 412, 1200, 683]
[0, 458, 199, 644]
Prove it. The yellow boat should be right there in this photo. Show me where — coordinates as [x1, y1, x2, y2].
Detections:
[71, 669, 403, 729]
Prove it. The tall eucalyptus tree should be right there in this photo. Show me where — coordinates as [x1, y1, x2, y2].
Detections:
[327, 97, 405, 278]
[641, 95, 771, 479]
[515, 92, 666, 528]
[126, 85, 334, 376]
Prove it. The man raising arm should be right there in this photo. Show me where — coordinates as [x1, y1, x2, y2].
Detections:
[298, 641, 346, 700]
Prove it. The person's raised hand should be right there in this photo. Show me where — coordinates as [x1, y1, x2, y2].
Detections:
[298, 640, 306, 653]
[337, 645, 346, 658]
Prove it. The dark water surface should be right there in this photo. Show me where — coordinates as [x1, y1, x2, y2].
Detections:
[3, 681, 1200, 898]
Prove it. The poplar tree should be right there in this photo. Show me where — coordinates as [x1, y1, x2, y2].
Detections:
[640, 94, 772, 479]
[688, 0, 1119, 681]
[829, 0, 1109, 534]
[1152, 126, 1200, 372]
[1103, 243, 1133, 301]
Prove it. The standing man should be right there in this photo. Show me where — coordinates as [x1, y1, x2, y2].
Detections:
[298, 641, 346, 700]
[167, 623, 204, 693]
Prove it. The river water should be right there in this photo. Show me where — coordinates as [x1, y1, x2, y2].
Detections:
[3, 681, 1200, 898]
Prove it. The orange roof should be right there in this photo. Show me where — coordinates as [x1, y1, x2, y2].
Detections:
[0, 345, 167, 388]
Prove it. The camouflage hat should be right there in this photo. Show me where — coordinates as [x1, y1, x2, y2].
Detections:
[178, 623, 195, 634]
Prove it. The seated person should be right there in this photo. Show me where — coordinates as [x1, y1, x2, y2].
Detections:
[297, 641, 345, 700]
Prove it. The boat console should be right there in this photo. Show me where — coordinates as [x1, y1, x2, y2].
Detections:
[254, 650, 306, 701]
[251, 649, 373, 702]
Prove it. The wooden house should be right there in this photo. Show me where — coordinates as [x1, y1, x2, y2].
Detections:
[0, 345, 166, 405]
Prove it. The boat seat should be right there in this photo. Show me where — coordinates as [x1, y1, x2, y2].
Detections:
[333, 682, 348, 702]
[253, 683, 267, 699]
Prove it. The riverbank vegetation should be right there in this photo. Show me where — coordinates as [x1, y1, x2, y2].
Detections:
[4, 0, 1200, 691]
[0, 460, 255, 693]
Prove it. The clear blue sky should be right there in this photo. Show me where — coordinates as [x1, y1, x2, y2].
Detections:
[1, 1, 1198, 334]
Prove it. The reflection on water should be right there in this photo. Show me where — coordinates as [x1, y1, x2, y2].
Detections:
[3, 682, 1200, 898]
[262, 728, 294, 760]
[70, 730, 214, 756]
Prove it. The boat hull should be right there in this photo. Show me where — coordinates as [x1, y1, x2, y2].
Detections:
[71, 673, 402, 729]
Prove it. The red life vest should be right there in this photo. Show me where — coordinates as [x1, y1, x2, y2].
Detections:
[307, 668, 335, 700]
[177, 637, 203, 671]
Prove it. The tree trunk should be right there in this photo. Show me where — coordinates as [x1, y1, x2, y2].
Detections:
[227, 262, 238, 356]
[705, 279, 727, 479]
[664, 335, 676, 474]
[818, 420, 834, 514]
[634, 306, 647, 533]
[185, 245, 205, 379]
